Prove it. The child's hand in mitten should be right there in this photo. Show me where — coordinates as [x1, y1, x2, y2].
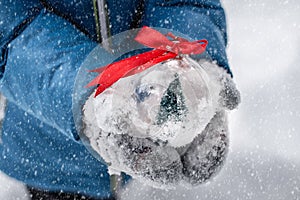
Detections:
[179, 111, 229, 186]
[82, 92, 183, 188]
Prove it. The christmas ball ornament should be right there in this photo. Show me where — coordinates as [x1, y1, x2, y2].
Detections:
[82, 26, 220, 147]
[86, 56, 218, 147]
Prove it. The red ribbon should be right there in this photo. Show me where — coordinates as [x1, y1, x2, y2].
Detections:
[87, 26, 208, 97]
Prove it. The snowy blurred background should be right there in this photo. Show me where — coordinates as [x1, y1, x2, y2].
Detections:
[1, 0, 300, 199]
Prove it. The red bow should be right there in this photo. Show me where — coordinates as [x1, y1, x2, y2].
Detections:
[87, 26, 208, 97]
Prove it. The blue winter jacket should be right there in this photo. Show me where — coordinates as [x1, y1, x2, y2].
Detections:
[0, 0, 229, 198]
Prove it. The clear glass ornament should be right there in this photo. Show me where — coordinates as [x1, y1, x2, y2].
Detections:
[89, 56, 216, 147]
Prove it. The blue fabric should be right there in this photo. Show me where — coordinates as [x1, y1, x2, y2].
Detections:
[0, 102, 112, 198]
[0, 9, 113, 198]
[0, 0, 230, 198]
[0, 9, 98, 140]
[39, 0, 144, 41]
[0, 0, 42, 47]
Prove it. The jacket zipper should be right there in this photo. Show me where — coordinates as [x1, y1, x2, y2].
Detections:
[92, 0, 111, 51]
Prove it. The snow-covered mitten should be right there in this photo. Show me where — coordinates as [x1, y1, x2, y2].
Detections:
[109, 134, 183, 185]
[82, 93, 183, 188]
[180, 111, 229, 186]
[176, 61, 239, 186]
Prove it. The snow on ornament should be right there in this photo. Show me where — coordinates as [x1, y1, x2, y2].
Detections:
[84, 26, 218, 147]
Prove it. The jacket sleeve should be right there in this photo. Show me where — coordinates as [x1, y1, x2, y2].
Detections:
[0, 6, 106, 140]
[0, 0, 42, 78]
[141, 0, 232, 75]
